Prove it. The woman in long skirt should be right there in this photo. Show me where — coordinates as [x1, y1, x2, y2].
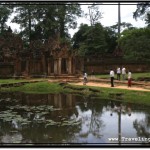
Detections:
[128, 71, 132, 87]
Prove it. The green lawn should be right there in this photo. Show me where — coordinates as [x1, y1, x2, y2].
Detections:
[1, 81, 150, 106]
[95, 72, 150, 80]
[0, 78, 45, 84]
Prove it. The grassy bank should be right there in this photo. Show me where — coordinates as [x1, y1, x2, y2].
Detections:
[0, 78, 46, 84]
[1, 81, 150, 106]
[0, 81, 71, 94]
[95, 72, 150, 80]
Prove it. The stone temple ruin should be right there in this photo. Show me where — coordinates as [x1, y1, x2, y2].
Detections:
[0, 31, 83, 78]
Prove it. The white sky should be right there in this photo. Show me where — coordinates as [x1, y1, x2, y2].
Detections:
[69, 3, 146, 37]
[7, 3, 146, 37]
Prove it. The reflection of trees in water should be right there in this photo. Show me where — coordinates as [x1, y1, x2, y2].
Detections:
[134, 120, 149, 138]
[90, 99, 105, 138]
[0, 93, 82, 143]
[0, 112, 81, 143]
[77, 96, 106, 140]
[89, 108, 104, 138]
[133, 113, 150, 140]
[0, 92, 110, 143]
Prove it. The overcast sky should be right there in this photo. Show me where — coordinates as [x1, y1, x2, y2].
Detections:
[7, 3, 146, 37]
[69, 3, 146, 37]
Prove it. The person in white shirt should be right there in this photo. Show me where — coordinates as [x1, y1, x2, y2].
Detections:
[117, 67, 121, 80]
[122, 67, 126, 80]
[110, 69, 115, 87]
[83, 72, 88, 85]
[128, 71, 132, 87]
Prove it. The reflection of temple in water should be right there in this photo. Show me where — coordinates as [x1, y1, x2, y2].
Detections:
[21, 93, 78, 118]
[21, 93, 75, 108]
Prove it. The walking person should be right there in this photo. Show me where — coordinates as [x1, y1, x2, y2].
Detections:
[128, 71, 132, 87]
[117, 67, 121, 80]
[110, 69, 115, 87]
[83, 72, 88, 85]
[122, 67, 126, 80]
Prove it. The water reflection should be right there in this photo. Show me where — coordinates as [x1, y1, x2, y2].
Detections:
[107, 101, 132, 145]
[0, 92, 150, 145]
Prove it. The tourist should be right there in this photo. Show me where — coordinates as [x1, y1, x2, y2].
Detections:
[128, 71, 132, 87]
[122, 67, 126, 80]
[83, 72, 88, 85]
[110, 69, 115, 87]
[117, 67, 121, 80]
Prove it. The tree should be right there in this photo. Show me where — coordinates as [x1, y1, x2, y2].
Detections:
[85, 3, 103, 26]
[10, 3, 41, 45]
[118, 28, 150, 62]
[54, 3, 82, 39]
[0, 5, 11, 34]
[10, 2, 82, 45]
[133, 2, 150, 27]
[110, 22, 134, 33]
[72, 23, 108, 56]
[103, 26, 118, 53]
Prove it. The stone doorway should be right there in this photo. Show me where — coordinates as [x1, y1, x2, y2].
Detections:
[21, 60, 26, 72]
[50, 58, 54, 74]
[61, 58, 67, 74]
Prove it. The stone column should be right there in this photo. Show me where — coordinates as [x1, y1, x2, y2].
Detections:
[58, 94, 62, 108]
[47, 58, 51, 75]
[54, 94, 58, 107]
[68, 57, 72, 75]
[72, 58, 75, 74]
[42, 54, 46, 76]
[58, 58, 62, 75]
[54, 59, 58, 75]
[14, 58, 21, 76]
[13, 59, 18, 76]
[25, 59, 29, 76]
[67, 94, 73, 107]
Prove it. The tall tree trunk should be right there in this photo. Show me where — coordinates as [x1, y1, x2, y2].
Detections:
[28, 8, 31, 44]
[59, 5, 66, 38]
[1, 22, 4, 33]
[118, 3, 121, 39]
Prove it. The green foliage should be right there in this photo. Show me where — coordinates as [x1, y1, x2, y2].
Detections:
[0, 79, 28, 84]
[10, 2, 82, 44]
[119, 28, 150, 61]
[4, 82, 70, 94]
[0, 5, 12, 33]
[72, 23, 117, 56]
[103, 27, 117, 53]
[0, 80, 150, 105]
[133, 2, 150, 27]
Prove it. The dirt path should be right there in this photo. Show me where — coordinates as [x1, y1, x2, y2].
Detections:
[71, 82, 150, 92]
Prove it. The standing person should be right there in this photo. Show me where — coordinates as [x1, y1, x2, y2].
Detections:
[110, 69, 115, 87]
[83, 72, 88, 85]
[122, 67, 126, 80]
[117, 67, 121, 80]
[128, 71, 132, 87]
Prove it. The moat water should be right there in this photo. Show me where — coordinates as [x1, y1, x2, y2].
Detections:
[0, 92, 150, 146]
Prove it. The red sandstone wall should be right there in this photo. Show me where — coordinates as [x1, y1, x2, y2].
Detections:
[85, 63, 150, 74]
[0, 63, 14, 77]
